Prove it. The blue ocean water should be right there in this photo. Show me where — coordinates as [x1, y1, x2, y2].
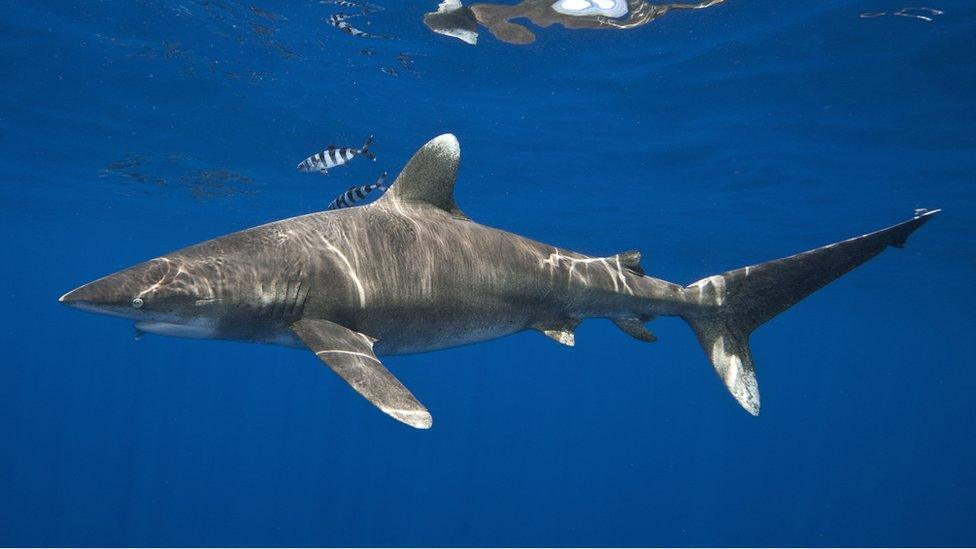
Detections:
[1, 0, 974, 545]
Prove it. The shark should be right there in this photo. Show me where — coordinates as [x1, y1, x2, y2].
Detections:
[60, 134, 939, 429]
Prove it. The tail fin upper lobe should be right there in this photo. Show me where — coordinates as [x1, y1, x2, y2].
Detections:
[683, 209, 939, 415]
[360, 135, 376, 160]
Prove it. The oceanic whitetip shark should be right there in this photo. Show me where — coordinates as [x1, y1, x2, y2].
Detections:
[60, 134, 939, 429]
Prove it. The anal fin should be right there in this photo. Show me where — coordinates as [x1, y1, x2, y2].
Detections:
[613, 318, 657, 342]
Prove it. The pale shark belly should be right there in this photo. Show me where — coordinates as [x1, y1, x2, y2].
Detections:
[135, 286, 545, 354]
[344, 299, 543, 355]
[369, 314, 531, 355]
[189, 310, 532, 354]
[211, 320, 526, 355]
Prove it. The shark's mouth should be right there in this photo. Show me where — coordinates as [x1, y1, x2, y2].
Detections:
[134, 320, 217, 339]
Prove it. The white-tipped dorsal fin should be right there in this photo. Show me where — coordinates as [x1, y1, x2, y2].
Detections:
[379, 133, 467, 218]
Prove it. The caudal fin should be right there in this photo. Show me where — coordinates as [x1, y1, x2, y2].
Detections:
[683, 209, 939, 415]
[360, 134, 376, 160]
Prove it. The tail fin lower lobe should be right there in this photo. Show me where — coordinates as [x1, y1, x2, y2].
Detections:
[361, 134, 376, 160]
[683, 209, 939, 415]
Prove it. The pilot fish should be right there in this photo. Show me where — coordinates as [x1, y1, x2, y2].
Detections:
[327, 172, 388, 210]
[321, 0, 384, 13]
[326, 13, 394, 38]
[297, 135, 376, 175]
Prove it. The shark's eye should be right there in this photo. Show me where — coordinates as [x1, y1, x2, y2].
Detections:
[132, 297, 144, 309]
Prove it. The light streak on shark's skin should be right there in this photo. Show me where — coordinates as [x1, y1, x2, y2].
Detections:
[60, 134, 939, 429]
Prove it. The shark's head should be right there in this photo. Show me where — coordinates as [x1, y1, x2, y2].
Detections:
[59, 256, 220, 324]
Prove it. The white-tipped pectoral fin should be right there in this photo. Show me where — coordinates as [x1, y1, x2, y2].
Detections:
[291, 319, 433, 429]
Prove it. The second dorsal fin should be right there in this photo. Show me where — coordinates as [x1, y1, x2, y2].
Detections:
[378, 134, 467, 218]
[611, 250, 645, 276]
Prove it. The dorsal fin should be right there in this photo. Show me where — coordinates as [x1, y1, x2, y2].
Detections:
[378, 134, 466, 218]
[612, 250, 645, 276]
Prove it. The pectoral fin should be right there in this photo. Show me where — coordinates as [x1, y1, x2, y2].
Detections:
[291, 319, 432, 429]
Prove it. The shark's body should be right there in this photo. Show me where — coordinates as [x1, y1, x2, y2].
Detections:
[61, 135, 938, 428]
[134, 198, 672, 353]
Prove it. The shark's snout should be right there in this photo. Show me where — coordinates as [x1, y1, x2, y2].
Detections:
[59, 277, 130, 316]
[59, 263, 158, 317]
[59, 282, 103, 306]
[59, 286, 88, 307]
[58, 296, 110, 315]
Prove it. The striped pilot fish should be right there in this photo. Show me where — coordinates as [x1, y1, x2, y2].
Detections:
[327, 172, 388, 210]
[326, 13, 394, 38]
[320, 0, 384, 12]
[297, 135, 376, 175]
[326, 13, 370, 37]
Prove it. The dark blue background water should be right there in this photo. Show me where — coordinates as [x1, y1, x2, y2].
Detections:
[2, 0, 974, 545]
